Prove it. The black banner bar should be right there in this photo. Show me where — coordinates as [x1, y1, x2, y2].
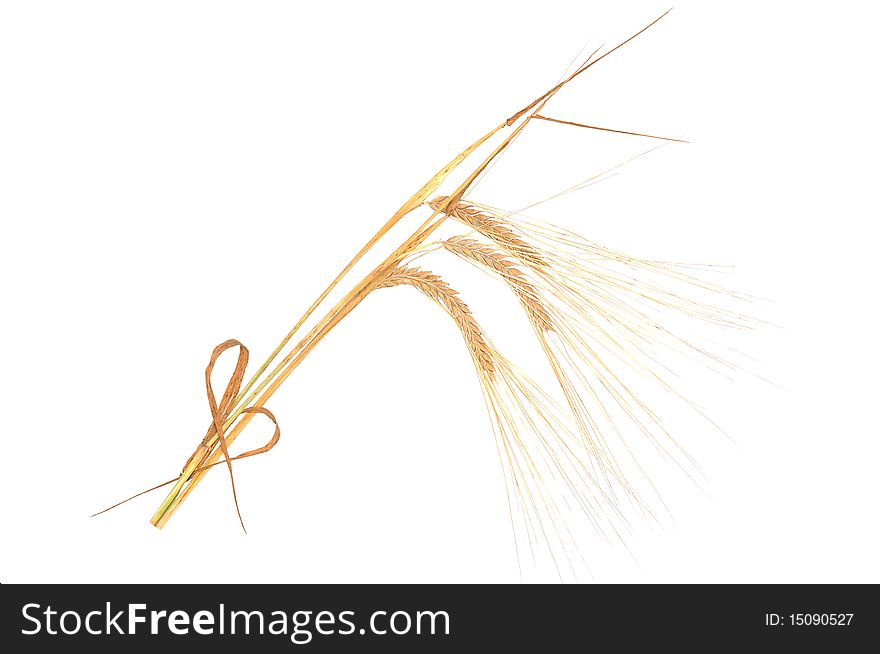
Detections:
[1, 584, 875, 651]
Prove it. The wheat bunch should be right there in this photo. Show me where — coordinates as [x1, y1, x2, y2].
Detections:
[423, 196, 760, 575]
[95, 11, 758, 578]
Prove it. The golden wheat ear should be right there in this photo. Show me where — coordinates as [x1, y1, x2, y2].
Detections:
[441, 237, 553, 332]
[378, 266, 496, 379]
[429, 198, 548, 268]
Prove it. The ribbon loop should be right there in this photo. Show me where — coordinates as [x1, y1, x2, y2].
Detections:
[231, 406, 281, 460]
[196, 339, 281, 532]
[91, 342, 281, 522]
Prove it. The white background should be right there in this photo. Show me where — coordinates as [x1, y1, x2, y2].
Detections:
[1, 1, 878, 583]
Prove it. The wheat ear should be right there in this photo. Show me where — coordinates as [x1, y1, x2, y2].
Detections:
[429, 197, 547, 268]
[378, 266, 495, 380]
[441, 236, 553, 332]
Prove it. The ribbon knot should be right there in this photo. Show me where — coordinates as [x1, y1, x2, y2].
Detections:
[188, 339, 281, 532]
[91, 339, 281, 524]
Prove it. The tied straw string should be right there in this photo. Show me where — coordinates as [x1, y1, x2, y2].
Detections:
[91, 339, 281, 528]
